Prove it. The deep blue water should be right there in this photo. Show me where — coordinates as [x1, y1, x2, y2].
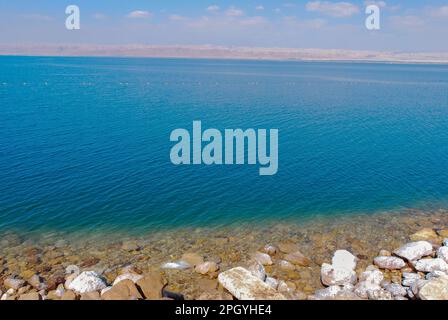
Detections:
[1, 56, 448, 234]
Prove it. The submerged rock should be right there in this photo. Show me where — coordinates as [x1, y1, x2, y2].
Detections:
[113, 273, 143, 285]
[284, 251, 311, 267]
[410, 228, 439, 242]
[4, 278, 25, 290]
[195, 262, 219, 275]
[217, 267, 286, 300]
[68, 271, 107, 294]
[161, 261, 190, 270]
[394, 241, 433, 261]
[253, 252, 273, 266]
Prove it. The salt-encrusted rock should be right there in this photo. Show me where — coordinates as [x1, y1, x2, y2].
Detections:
[384, 283, 407, 297]
[374, 256, 406, 270]
[161, 261, 190, 270]
[253, 252, 273, 266]
[247, 260, 266, 281]
[394, 241, 433, 261]
[218, 267, 286, 300]
[65, 265, 80, 275]
[265, 277, 278, 289]
[181, 253, 204, 267]
[4, 278, 25, 290]
[414, 258, 448, 273]
[402, 272, 422, 287]
[278, 242, 300, 254]
[367, 288, 393, 300]
[67, 271, 107, 294]
[310, 285, 360, 300]
[354, 281, 381, 299]
[359, 267, 384, 285]
[278, 260, 295, 271]
[195, 262, 219, 275]
[262, 245, 277, 256]
[410, 228, 439, 242]
[437, 246, 448, 263]
[418, 276, 448, 300]
[136, 272, 167, 300]
[443, 239, 448, 247]
[332, 250, 358, 271]
[113, 273, 143, 285]
[284, 251, 311, 267]
[28, 274, 47, 291]
[321, 263, 357, 286]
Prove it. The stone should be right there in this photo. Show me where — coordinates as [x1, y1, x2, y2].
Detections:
[367, 288, 393, 300]
[284, 251, 311, 267]
[65, 265, 80, 275]
[394, 241, 433, 261]
[278, 260, 295, 271]
[437, 230, 448, 238]
[354, 282, 381, 299]
[4, 278, 25, 290]
[359, 268, 384, 285]
[384, 283, 407, 297]
[181, 253, 204, 267]
[247, 260, 266, 281]
[379, 250, 391, 256]
[161, 261, 191, 270]
[253, 252, 273, 266]
[374, 256, 406, 270]
[61, 290, 77, 300]
[418, 276, 448, 300]
[80, 291, 101, 300]
[217, 267, 286, 300]
[414, 258, 448, 273]
[195, 262, 219, 275]
[437, 246, 448, 263]
[402, 272, 422, 287]
[18, 292, 41, 300]
[332, 250, 358, 271]
[113, 273, 143, 285]
[311, 285, 361, 300]
[102, 279, 142, 300]
[67, 271, 107, 294]
[121, 241, 140, 251]
[278, 242, 300, 254]
[262, 245, 277, 256]
[321, 263, 357, 286]
[28, 274, 47, 290]
[265, 277, 278, 289]
[410, 228, 439, 242]
[136, 272, 167, 300]
[443, 239, 448, 247]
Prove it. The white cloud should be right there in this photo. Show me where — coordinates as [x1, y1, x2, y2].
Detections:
[126, 10, 151, 19]
[389, 15, 424, 28]
[255, 5, 265, 11]
[306, 1, 360, 18]
[169, 14, 187, 21]
[430, 6, 448, 18]
[207, 5, 220, 13]
[226, 7, 244, 17]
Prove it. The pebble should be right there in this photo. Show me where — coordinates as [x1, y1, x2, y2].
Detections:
[67, 271, 107, 294]
[278, 260, 295, 271]
[4, 278, 25, 290]
[373, 256, 406, 270]
[194, 262, 219, 275]
[284, 251, 311, 267]
[253, 252, 273, 266]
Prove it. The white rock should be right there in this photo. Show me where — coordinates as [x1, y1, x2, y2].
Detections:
[426, 271, 448, 280]
[402, 272, 422, 287]
[354, 281, 381, 299]
[65, 265, 80, 275]
[393, 241, 433, 261]
[217, 267, 286, 300]
[265, 277, 279, 290]
[278, 260, 295, 271]
[321, 263, 357, 286]
[414, 258, 448, 273]
[373, 256, 406, 270]
[67, 271, 107, 294]
[311, 286, 342, 300]
[359, 268, 384, 285]
[253, 252, 273, 266]
[384, 283, 407, 297]
[443, 239, 448, 247]
[247, 261, 266, 281]
[113, 273, 143, 285]
[418, 276, 448, 300]
[332, 250, 358, 271]
[437, 246, 448, 263]
[367, 288, 393, 300]
[161, 261, 191, 270]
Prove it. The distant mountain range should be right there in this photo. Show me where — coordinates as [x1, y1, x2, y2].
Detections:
[1, 44, 448, 64]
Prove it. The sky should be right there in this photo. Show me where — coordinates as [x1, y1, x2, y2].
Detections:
[0, 1, 447, 52]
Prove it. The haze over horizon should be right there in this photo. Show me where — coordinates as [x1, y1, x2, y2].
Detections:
[1, 0, 448, 53]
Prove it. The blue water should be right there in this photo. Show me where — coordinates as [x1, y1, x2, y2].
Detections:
[1, 56, 448, 235]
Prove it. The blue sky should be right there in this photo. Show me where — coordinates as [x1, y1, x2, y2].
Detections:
[1, 1, 447, 51]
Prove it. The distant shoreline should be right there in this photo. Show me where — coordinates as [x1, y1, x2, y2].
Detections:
[1, 44, 448, 65]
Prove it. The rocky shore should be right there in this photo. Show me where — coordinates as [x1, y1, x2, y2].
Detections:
[1, 209, 448, 300]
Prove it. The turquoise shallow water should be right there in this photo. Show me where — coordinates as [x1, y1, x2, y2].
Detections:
[1, 56, 448, 235]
